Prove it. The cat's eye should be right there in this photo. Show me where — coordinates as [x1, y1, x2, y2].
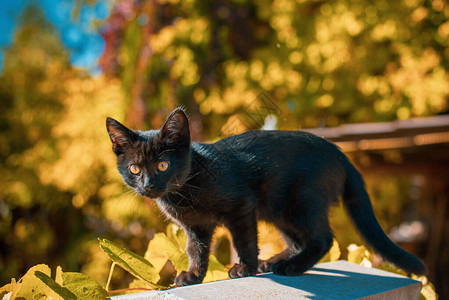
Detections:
[129, 164, 141, 175]
[158, 161, 169, 172]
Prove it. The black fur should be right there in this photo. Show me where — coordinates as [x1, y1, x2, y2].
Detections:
[106, 108, 427, 286]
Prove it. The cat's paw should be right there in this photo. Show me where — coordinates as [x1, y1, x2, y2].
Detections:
[174, 271, 202, 286]
[258, 259, 273, 273]
[270, 259, 288, 275]
[271, 259, 305, 276]
[228, 263, 257, 278]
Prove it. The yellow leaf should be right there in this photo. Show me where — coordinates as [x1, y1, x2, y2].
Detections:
[203, 255, 229, 283]
[347, 244, 369, 264]
[34, 271, 76, 300]
[144, 233, 170, 274]
[258, 221, 285, 261]
[144, 231, 189, 274]
[329, 240, 341, 262]
[0, 282, 18, 300]
[319, 239, 341, 263]
[166, 224, 187, 250]
[420, 283, 438, 300]
[55, 266, 63, 285]
[14, 264, 51, 299]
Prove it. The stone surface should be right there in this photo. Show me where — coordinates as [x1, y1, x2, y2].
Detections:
[110, 261, 422, 300]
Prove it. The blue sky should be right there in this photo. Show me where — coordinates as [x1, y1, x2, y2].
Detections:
[0, 0, 110, 74]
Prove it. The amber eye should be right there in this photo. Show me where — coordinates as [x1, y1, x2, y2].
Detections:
[157, 161, 169, 172]
[129, 164, 141, 175]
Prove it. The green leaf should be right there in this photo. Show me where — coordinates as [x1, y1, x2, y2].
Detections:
[127, 278, 167, 292]
[61, 272, 108, 300]
[99, 238, 160, 285]
[34, 271, 75, 300]
[128, 279, 152, 290]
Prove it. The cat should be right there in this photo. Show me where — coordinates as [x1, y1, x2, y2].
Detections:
[106, 107, 427, 286]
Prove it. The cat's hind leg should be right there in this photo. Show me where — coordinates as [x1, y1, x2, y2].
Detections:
[270, 230, 332, 276]
[270, 201, 334, 276]
[258, 233, 301, 273]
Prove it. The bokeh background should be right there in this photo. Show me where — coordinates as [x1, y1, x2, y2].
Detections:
[0, 0, 448, 298]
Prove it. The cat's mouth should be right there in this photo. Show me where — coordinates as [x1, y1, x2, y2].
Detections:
[145, 191, 160, 198]
[138, 182, 181, 199]
[138, 187, 164, 199]
[143, 186, 179, 199]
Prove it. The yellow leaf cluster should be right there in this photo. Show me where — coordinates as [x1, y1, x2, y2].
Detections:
[37, 76, 125, 194]
[387, 48, 449, 117]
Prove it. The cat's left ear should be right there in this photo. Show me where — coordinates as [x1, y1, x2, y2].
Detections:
[160, 108, 190, 147]
[106, 118, 136, 153]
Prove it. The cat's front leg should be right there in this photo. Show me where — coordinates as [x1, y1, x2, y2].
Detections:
[174, 226, 214, 286]
[226, 212, 259, 278]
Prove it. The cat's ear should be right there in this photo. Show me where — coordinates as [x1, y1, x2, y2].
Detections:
[106, 118, 136, 153]
[159, 108, 190, 147]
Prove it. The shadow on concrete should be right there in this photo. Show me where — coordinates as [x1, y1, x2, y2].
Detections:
[255, 263, 419, 299]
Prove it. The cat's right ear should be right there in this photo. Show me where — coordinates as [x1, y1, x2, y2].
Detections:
[106, 118, 135, 153]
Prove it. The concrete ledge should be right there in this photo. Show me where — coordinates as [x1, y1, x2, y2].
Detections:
[111, 261, 422, 300]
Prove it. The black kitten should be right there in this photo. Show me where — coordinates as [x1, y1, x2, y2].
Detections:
[106, 108, 426, 286]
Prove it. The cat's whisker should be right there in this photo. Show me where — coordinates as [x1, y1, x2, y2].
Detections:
[185, 189, 202, 210]
[117, 189, 140, 204]
[180, 183, 203, 190]
[164, 189, 200, 213]
[123, 188, 137, 197]
[158, 149, 175, 156]
[185, 171, 202, 181]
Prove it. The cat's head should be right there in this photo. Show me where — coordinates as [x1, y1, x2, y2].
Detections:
[106, 108, 191, 198]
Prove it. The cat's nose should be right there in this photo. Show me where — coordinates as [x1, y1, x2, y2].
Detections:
[144, 177, 154, 189]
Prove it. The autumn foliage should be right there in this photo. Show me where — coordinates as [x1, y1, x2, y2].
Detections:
[0, 0, 447, 298]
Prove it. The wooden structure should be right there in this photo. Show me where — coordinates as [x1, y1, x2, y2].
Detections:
[305, 115, 449, 299]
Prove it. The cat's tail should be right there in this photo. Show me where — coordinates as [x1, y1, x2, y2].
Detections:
[342, 159, 427, 275]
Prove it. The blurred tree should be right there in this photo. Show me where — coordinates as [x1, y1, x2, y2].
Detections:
[1, 0, 448, 295]
[0, 4, 161, 287]
[99, 0, 448, 137]
[0, 4, 76, 282]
